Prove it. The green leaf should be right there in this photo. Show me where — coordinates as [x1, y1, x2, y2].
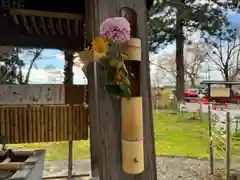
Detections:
[119, 83, 132, 98]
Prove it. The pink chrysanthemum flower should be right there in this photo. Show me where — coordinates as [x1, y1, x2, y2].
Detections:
[100, 17, 131, 43]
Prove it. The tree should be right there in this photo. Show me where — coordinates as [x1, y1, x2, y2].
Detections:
[231, 0, 239, 9]
[0, 48, 24, 84]
[152, 55, 178, 84]
[149, 0, 227, 100]
[150, 67, 167, 88]
[204, 27, 240, 81]
[184, 42, 207, 87]
[0, 48, 43, 84]
[154, 42, 206, 88]
[23, 49, 43, 84]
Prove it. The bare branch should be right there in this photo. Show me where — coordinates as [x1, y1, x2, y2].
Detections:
[24, 49, 43, 84]
[150, 61, 171, 72]
[205, 29, 240, 81]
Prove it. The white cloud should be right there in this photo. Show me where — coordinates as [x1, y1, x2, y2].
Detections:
[24, 66, 87, 84]
[53, 52, 84, 68]
[55, 53, 64, 60]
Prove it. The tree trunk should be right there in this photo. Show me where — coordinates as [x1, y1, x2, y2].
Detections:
[175, 10, 185, 101]
[232, 0, 238, 8]
[224, 68, 229, 81]
[24, 49, 42, 84]
[190, 77, 196, 88]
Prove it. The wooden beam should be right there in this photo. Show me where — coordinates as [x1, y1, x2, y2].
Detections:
[0, 31, 84, 50]
[86, 0, 157, 179]
[0, 15, 84, 50]
[9, 9, 83, 20]
[0, 162, 25, 171]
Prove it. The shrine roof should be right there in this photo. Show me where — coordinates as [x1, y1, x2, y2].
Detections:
[1, 0, 153, 13]
[0, 0, 153, 50]
[201, 80, 240, 85]
[1, 0, 85, 14]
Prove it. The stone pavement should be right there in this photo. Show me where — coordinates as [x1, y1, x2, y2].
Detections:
[43, 159, 91, 179]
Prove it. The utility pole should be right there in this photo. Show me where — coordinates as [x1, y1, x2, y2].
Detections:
[205, 64, 211, 80]
[208, 64, 211, 80]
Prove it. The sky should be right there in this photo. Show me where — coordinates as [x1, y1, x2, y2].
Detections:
[20, 49, 87, 84]
[22, 10, 240, 85]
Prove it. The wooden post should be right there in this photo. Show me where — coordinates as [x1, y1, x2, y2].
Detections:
[86, 0, 157, 179]
[64, 51, 74, 180]
[208, 103, 214, 174]
[199, 98, 202, 121]
[68, 140, 73, 180]
[226, 112, 231, 180]
[84, 1, 100, 177]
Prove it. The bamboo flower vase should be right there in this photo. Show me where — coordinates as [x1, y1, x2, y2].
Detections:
[120, 38, 144, 174]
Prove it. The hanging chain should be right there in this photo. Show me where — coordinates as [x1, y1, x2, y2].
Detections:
[82, 83, 88, 109]
[82, 23, 88, 110]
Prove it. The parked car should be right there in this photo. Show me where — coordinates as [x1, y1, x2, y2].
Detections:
[184, 89, 198, 98]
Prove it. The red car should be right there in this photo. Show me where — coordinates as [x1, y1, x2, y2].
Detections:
[184, 89, 198, 98]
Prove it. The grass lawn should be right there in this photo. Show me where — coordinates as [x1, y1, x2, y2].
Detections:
[153, 111, 210, 158]
[8, 111, 239, 160]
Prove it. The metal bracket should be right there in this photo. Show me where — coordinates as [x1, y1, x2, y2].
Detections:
[0, 136, 8, 151]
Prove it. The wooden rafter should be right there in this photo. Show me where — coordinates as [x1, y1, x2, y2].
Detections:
[75, 19, 79, 36]
[30, 16, 40, 34]
[9, 9, 83, 20]
[9, 9, 83, 36]
[57, 18, 64, 35]
[11, 14, 19, 24]
[40, 16, 48, 35]
[47, 18, 57, 35]
[66, 19, 71, 36]
[20, 14, 31, 33]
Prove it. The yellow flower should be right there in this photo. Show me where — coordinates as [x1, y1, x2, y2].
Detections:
[91, 37, 108, 58]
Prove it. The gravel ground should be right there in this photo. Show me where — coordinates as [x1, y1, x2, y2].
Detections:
[43, 156, 240, 180]
[156, 156, 239, 180]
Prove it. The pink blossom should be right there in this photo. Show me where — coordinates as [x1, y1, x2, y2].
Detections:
[100, 17, 131, 43]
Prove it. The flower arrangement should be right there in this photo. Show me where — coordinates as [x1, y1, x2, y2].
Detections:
[80, 17, 132, 98]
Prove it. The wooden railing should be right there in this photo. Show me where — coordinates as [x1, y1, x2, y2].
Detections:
[0, 105, 88, 144]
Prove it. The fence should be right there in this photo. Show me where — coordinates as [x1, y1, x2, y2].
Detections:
[0, 105, 88, 144]
[211, 111, 240, 180]
[0, 104, 89, 180]
[152, 98, 240, 179]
